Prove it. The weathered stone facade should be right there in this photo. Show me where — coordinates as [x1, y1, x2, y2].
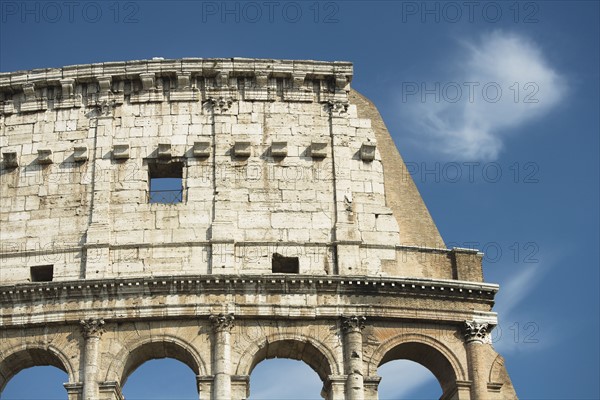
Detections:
[0, 58, 516, 399]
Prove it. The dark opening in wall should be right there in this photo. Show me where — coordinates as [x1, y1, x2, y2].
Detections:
[272, 253, 299, 274]
[30, 265, 53, 282]
[148, 161, 183, 204]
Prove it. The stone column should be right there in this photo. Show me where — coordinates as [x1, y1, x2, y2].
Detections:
[210, 313, 234, 400]
[463, 320, 491, 400]
[80, 318, 105, 400]
[342, 316, 366, 400]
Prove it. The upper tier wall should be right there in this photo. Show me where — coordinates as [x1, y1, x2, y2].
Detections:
[0, 58, 481, 285]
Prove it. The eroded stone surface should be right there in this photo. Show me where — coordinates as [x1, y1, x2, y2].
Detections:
[0, 58, 516, 400]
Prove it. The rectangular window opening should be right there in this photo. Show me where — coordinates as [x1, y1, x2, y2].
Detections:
[149, 161, 183, 204]
[31, 265, 53, 282]
[272, 253, 299, 274]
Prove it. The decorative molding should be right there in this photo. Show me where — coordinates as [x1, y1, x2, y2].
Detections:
[80, 318, 105, 339]
[97, 99, 117, 116]
[209, 313, 235, 332]
[463, 320, 491, 343]
[326, 100, 349, 115]
[204, 96, 234, 112]
[0, 58, 353, 115]
[342, 315, 366, 332]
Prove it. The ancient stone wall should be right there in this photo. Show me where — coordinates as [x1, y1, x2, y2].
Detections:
[0, 58, 516, 399]
[0, 58, 476, 284]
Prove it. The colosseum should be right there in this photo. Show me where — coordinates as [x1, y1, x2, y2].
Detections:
[0, 58, 516, 399]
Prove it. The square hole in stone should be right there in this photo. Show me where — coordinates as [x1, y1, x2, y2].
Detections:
[31, 265, 53, 282]
[272, 253, 299, 274]
[148, 161, 183, 204]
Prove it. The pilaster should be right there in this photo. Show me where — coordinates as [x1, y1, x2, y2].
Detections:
[210, 313, 234, 400]
[80, 318, 105, 400]
[463, 320, 492, 400]
[342, 315, 366, 400]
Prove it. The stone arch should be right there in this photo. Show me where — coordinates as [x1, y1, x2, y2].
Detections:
[235, 332, 341, 382]
[367, 333, 466, 395]
[489, 354, 504, 383]
[104, 334, 207, 386]
[0, 344, 76, 393]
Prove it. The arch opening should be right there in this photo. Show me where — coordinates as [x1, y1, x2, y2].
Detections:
[248, 358, 322, 400]
[120, 341, 201, 387]
[122, 358, 199, 400]
[378, 342, 458, 396]
[247, 339, 333, 382]
[0, 348, 71, 394]
[378, 359, 443, 399]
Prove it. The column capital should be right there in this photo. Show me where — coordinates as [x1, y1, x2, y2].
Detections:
[463, 320, 491, 344]
[342, 315, 366, 333]
[210, 313, 235, 332]
[80, 318, 105, 339]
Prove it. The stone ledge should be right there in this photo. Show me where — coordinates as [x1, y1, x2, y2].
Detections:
[0, 57, 353, 92]
[0, 274, 498, 304]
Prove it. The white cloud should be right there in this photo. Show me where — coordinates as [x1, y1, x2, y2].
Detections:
[402, 31, 566, 160]
[492, 261, 557, 354]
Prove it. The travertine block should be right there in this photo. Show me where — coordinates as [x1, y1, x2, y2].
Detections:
[193, 141, 211, 158]
[310, 140, 329, 158]
[270, 141, 288, 157]
[112, 144, 130, 159]
[37, 149, 53, 164]
[360, 141, 377, 162]
[233, 141, 252, 157]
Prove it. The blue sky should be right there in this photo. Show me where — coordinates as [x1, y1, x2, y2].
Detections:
[1, 0, 599, 399]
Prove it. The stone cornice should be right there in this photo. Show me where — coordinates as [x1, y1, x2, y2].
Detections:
[0, 274, 498, 303]
[0, 58, 353, 93]
[0, 275, 498, 329]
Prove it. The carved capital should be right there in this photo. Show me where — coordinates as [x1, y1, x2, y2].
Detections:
[342, 315, 366, 333]
[80, 318, 105, 339]
[98, 99, 117, 116]
[203, 96, 233, 112]
[326, 100, 349, 115]
[463, 320, 491, 344]
[210, 313, 235, 332]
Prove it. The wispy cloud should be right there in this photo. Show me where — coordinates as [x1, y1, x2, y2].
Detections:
[401, 31, 566, 160]
[494, 263, 541, 319]
[492, 260, 557, 354]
